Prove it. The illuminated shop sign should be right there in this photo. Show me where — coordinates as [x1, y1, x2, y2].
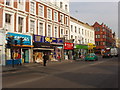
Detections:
[6, 32, 32, 45]
[34, 35, 63, 43]
[64, 42, 74, 50]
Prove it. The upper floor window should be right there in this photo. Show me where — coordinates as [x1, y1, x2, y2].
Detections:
[103, 42, 106, 45]
[65, 4, 68, 11]
[96, 35, 100, 38]
[30, 20, 35, 34]
[79, 28, 80, 34]
[18, 17, 23, 33]
[48, 25, 51, 37]
[75, 26, 77, 33]
[103, 29, 105, 31]
[30, 1, 35, 14]
[103, 35, 106, 38]
[65, 16, 68, 26]
[39, 23, 43, 35]
[6, 0, 11, 6]
[82, 29, 84, 35]
[5, 13, 11, 24]
[75, 36, 77, 43]
[95, 27, 100, 31]
[61, 29, 63, 35]
[66, 30, 68, 35]
[71, 25, 73, 32]
[55, 27, 57, 38]
[60, 14, 64, 24]
[47, 8, 52, 20]
[60, 2, 63, 8]
[54, 11, 58, 22]
[71, 35, 73, 39]
[96, 41, 100, 45]
[88, 31, 89, 36]
[18, 0, 25, 10]
[85, 30, 87, 35]
[38, 5, 44, 17]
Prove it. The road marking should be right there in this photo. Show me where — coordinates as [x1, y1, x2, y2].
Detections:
[4, 58, 115, 87]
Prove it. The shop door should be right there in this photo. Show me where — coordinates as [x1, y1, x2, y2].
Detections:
[22, 49, 29, 63]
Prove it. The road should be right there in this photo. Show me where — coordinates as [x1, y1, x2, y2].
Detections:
[2, 56, 118, 88]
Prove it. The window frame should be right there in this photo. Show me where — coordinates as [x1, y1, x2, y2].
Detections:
[30, 1, 36, 15]
[38, 4, 44, 17]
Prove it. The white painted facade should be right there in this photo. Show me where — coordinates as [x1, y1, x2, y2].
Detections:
[70, 16, 95, 45]
[0, 29, 6, 66]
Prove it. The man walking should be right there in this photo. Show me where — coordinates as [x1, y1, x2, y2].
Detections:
[43, 53, 49, 66]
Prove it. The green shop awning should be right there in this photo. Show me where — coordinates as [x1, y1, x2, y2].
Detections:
[75, 45, 88, 49]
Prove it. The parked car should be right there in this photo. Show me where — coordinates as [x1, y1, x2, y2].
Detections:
[102, 52, 112, 58]
[85, 53, 98, 61]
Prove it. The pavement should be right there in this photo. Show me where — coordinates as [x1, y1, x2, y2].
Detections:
[2, 55, 102, 73]
[2, 59, 76, 72]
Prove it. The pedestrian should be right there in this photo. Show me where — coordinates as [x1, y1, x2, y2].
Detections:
[57, 55, 61, 62]
[43, 53, 49, 66]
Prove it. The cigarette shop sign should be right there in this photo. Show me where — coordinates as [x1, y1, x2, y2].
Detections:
[64, 42, 74, 50]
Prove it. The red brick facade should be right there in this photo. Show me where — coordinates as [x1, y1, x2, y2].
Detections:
[93, 22, 114, 53]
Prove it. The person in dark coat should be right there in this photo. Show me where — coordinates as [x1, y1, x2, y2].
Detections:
[43, 53, 49, 66]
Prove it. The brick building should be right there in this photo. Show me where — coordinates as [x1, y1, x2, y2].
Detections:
[93, 22, 114, 54]
[0, 0, 70, 65]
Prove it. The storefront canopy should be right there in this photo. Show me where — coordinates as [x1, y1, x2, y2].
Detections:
[75, 45, 88, 49]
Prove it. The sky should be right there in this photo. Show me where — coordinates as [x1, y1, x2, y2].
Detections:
[69, 1, 118, 37]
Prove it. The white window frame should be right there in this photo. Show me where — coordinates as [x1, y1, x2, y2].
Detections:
[29, 18, 36, 34]
[30, 1, 36, 15]
[54, 10, 58, 22]
[65, 4, 68, 11]
[18, 0, 26, 11]
[4, 0, 14, 7]
[47, 24, 52, 37]
[47, 8, 52, 20]
[65, 16, 68, 26]
[60, 28, 64, 37]
[60, 13, 64, 24]
[38, 21, 45, 36]
[71, 25, 73, 32]
[16, 14, 26, 33]
[3, 11, 14, 32]
[38, 4, 44, 18]
[60, 2, 63, 8]
[54, 26, 58, 38]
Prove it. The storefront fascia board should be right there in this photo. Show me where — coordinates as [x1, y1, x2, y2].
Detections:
[33, 48, 54, 51]
[75, 44, 88, 49]
[50, 43, 63, 46]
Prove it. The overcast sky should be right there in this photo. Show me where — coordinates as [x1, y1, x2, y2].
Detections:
[69, 2, 118, 36]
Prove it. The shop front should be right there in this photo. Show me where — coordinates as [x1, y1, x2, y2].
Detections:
[6, 32, 33, 65]
[75, 44, 88, 59]
[33, 35, 63, 63]
[64, 42, 74, 60]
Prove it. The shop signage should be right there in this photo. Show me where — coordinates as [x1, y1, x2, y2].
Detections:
[34, 35, 63, 43]
[7, 32, 32, 45]
[64, 42, 74, 50]
[76, 45, 88, 49]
